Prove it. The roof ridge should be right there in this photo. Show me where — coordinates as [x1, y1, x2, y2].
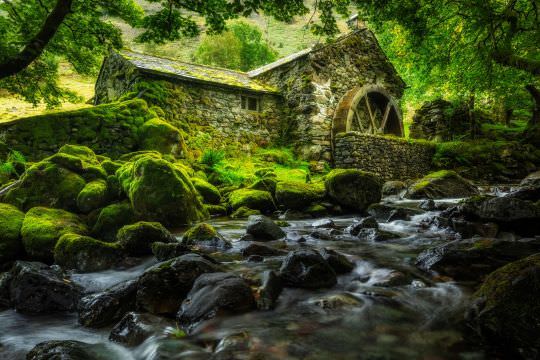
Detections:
[120, 49, 250, 75]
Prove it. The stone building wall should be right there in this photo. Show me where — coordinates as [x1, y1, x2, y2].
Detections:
[334, 132, 435, 180]
[95, 53, 285, 146]
[252, 28, 405, 164]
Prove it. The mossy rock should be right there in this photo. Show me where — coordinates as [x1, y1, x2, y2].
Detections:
[205, 204, 227, 216]
[77, 180, 109, 213]
[467, 254, 540, 357]
[4, 161, 86, 212]
[48, 145, 107, 181]
[92, 201, 137, 242]
[275, 181, 326, 210]
[249, 177, 278, 196]
[406, 170, 479, 199]
[118, 150, 163, 162]
[181, 223, 231, 249]
[191, 178, 221, 205]
[305, 204, 329, 218]
[230, 206, 261, 219]
[228, 189, 274, 213]
[138, 118, 187, 157]
[0, 203, 25, 264]
[325, 169, 382, 212]
[54, 233, 122, 272]
[117, 221, 175, 256]
[21, 207, 88, 262]
[116, 155, 208, 226]
[101, 159, 123, 176]
[254, 168, 276, 178]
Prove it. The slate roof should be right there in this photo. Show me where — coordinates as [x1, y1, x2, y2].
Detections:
[120, 50, 279, 94]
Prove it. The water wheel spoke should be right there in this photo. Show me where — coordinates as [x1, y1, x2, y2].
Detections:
[379, 102, 392, 133]
[351, 107, 364, 131]
[364, 95, 377, 134]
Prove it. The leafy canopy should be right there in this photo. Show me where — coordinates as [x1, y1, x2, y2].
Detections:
[194, 21, 278, 71]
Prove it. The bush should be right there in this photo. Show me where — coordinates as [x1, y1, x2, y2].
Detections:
[200, 149, 225, 168]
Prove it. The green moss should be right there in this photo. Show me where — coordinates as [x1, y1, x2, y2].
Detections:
[228, 188, 274, 212]
[21, 207, 88, 262]
[101, 159, 123, 176]
[275, 181, 326, 210]
[54, 233, 121, 272]
[0, 203, 25, 264]
[138, 118, 187, 157]
[77, 180, 109, 213]
[116, 155, 208, 226]
[117, 221, 174, 256]
[249, 177, 278, 195]
[191, 177, 221, 205]
[92, 201, 137, 242]
[305, 204, 328, 217]
[205, 204, 227, 216]
[4, 161, 86, 212]
[407, 170, 478, 199]
[230, 206, 261, 219]
[325, 169, 382, 212]
[181, 222, 231, 248]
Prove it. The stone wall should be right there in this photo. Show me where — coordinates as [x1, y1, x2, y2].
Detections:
[334, 132, 435, 180]
[253, 28, 405, 164]
[95, 53, 285, 146]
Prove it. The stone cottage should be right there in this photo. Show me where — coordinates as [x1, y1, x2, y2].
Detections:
[95, 27, 407, 167]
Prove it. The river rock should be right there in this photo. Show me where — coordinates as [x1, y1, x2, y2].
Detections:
[0, 203, 25, 266]
[320, 248, 355, 274]
[241, 242, 287, 258]
[136, 254, 219, 315]
[460, 195, 540, 236]
[466, 254, 540, 358]
[310, 228, 341, 240]
[78, 279, 138, 328]
[117, 221, 176, 256]
[246, 215, 285, 241]
[405, 170, 479, 199]
[311, 218, 336, 229]
[367, 203, 422, 222]
[54, 233, 122, 272]
[310, 293, 364, 310]
[506, 170, 540, 201]
[324, 169, 382, 212]
[355, 228, 397, 242]
[279, 249, 337, 289]
[0, 271, 12, 309]
[26, 340, 116, 360]
[181, 223, 231, 250]
[346, 216, 378, 235]
[151, 241, 190, 261]
[416, 238, 540, 282]
[382, 181, 407, 196]
[109, 312, 174, 347]
[177, 272, 256, 333]
[9, 261, 81, 314]
[257, 270, 283, 310]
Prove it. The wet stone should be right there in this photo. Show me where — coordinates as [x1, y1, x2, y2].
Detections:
[279, 249, 337, 289]
[311, 218, 336, 229]
[257, 270, 283, 310]
[109, 312, 174, 347]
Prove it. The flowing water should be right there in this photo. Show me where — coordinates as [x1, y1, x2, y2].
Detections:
[0, 197, 488, 359]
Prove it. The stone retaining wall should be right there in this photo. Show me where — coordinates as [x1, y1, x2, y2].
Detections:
[334, 132, 435, 180]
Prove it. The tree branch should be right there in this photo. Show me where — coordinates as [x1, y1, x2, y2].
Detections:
[0, 0, 73, 80]
[492, 51, 540, 76]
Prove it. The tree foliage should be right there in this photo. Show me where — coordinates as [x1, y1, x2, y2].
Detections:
[194, 22, 278, 71]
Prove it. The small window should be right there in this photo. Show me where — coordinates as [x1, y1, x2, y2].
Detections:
[241, 95, 260, 112]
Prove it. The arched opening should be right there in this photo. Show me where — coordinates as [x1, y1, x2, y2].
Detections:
[332, 85, 404, 139]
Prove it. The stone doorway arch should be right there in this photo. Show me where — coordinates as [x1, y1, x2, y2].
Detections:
[332, 85, 404, 139]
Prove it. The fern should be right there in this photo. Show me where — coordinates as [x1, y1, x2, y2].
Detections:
[200, 149, 225, 168]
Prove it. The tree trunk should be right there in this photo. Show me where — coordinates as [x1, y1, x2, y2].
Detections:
[525, 84, 540, 126]
[468, 95, 478, 139]
[504, 108, 513, 126]
[0, 0, 73, 80]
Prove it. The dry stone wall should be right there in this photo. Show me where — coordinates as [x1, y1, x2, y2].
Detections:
[334, 132, 435, 180]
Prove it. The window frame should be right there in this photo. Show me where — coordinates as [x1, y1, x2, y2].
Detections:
[240, 94, 261, 112]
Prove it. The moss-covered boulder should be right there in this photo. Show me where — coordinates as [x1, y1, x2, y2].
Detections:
[138, 118, 186, 157]
[181, 223, 231, 250]
[229, 189, 274, 213]
[3, 161, 86, 212]
[54, 233, 122, 272]
[0, 203, 25, 264]
[405, 170, 479, 199]
[466, 254, 540, 357]
[21, 207, 88, 262]
[117, 155, 207, 226]
[101, 159, 123, 176]
[205, 204, 227, 216]
[92, 201, 137, 242]
[231, 206, 261, 219]
[324, 169, 382, 212]
[191, 178, 221, 205]
[275, 181, 326, 210]
[117, 221, 176, 256]
[249, 177, 278, 195]
[77, 180, 109, 213]
[47, 145, 107, 181]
